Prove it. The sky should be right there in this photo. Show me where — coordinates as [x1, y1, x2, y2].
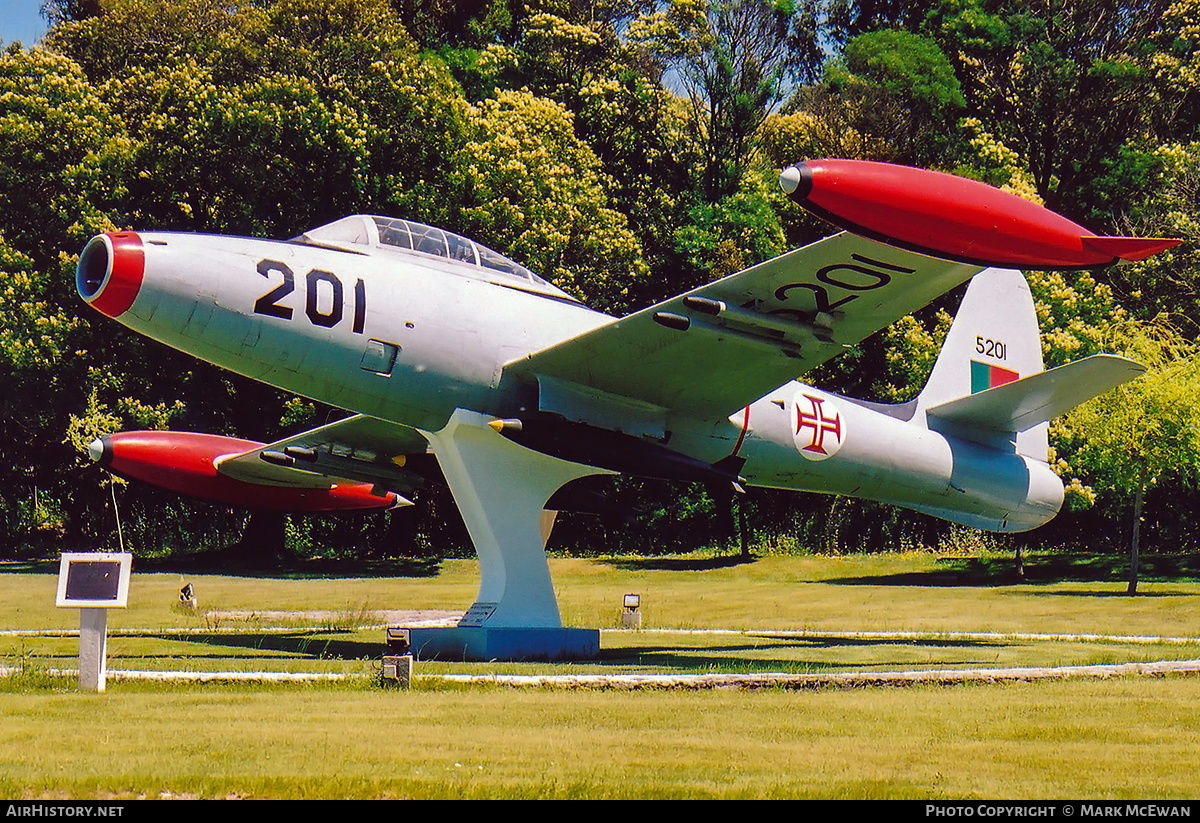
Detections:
[0, 0, 51, 47]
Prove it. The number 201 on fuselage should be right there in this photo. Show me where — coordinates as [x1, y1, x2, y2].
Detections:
[254, 259, 366, 334]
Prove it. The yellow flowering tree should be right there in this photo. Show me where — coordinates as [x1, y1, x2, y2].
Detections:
[456, 89, 647, 312]
[1060, 324, 1200, 593]
[0, 46, 135, 540]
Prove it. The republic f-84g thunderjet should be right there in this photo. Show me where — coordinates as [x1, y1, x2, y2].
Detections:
[78, 159, 1178, 659]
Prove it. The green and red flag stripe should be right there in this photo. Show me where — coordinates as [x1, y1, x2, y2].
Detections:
[970, 360, 1019, 393]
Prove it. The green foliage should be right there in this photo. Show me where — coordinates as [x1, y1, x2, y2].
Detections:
[814, 29, 963, 165]
[836, 29, 964, 111]
[0, 240, 75, 371]
[481, 6, 693, 307]
[0, 45, 134, 546]
[2, 0, 1199, 559]
[114, 62, 376, 235]
[630, 0, 822, 199]
[1097, 141, 1200, 329]
[390, 0, 506, 50]
[1061, 323, 1200, 504]
[876, 310, 953, 402]
[951, 117, 1044, 201]
[0, 46, 128, 260]
[1054, 322, 1200, 574]
[672, 167, 787, 285]
[924, 0, 1189, 217]
[44, 0, 260, 80]
[455, 88, 648, 311]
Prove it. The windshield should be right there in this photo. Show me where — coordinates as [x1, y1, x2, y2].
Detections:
[297, 215, 573, 301]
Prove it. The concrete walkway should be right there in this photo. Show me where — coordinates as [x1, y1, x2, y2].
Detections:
[5, 627, 1200, 689]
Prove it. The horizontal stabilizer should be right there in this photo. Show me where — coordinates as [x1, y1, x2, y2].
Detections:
[926, 354, 1145, 433]
[1081, 236, 1181, 262]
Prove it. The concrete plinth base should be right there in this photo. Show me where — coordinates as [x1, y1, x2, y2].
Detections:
[408, 627, 600, 662]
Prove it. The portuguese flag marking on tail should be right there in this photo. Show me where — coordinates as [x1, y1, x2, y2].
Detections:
[970, 360, 1020, 394]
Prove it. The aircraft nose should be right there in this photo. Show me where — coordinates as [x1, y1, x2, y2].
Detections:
[76, 231, 144, 318]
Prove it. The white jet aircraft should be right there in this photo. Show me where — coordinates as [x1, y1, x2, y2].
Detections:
[77, 159, 1178, 659]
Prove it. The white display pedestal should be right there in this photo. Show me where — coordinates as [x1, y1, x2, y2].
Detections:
[78, 608, 110, 692]
[417, 411, 607, 660]
[56, 553, 131, 693]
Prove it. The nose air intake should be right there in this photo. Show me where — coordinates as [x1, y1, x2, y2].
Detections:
[76, 232, 144, 318]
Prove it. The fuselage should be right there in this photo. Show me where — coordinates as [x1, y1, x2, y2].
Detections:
[77, 217, 1063, 533]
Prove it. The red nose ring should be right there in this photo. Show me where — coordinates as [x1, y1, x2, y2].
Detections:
[76, 231, 144, 318]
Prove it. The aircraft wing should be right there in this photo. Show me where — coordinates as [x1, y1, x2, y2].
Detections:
[214, 414, 431, 493]
[505, 232, 981, 423]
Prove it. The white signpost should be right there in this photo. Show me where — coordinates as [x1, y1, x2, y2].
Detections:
[55, 552, 132, 692]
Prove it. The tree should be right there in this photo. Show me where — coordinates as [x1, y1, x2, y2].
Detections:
[39, 0, 102, 27]
[388, 0, 498, 48]
[1092, 141, 1200, 329]
[925, 0, 1191, 220]
[670, 166, 788, 287]
[0, 46, 134, 544]
[630, 0, 822, 201]
[454, 88, 648, 311]
[820, 0, 942, 47]
[1061, 324, 1200, 593]
[49, 0, 472, 236]
[28, 0, 477, 555]
[466, 4, 689, 305]
[817, 29, 964, 165]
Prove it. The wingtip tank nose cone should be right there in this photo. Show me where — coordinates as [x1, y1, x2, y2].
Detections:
[77, 231, 144, 318]
[87, 436, 111, 467]
[778, 163, 812, 197]
[780, 158, 1179, 269]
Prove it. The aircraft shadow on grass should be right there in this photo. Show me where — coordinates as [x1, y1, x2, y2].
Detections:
[599, 635, 1006, 673]
[602, 554, 759, 572]
[145, 631, 1008, 674]
[146, 631, 383, 662]
[823, 553, 1200, 592]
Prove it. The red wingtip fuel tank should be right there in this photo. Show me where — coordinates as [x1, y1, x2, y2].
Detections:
[76, 231, 145, 318]
[89, 431, 402, 512]
[780, 159, 1181, 269]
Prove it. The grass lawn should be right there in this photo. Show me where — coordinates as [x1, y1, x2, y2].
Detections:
[2, 550, 1199, 799]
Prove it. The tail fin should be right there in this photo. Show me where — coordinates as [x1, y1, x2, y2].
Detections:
[916, 268, 1047, 458]
[916, 268, 1145, 460]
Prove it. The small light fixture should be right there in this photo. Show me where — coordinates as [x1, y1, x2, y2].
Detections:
[622, 593, 641, 630]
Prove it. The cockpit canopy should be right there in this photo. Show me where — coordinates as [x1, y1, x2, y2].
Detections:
[295, 215, 578, 302]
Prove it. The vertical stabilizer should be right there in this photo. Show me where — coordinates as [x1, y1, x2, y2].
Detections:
[916, 268, 1048, 458]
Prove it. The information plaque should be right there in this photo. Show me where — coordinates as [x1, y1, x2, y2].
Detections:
[56, 552, 131, 609]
